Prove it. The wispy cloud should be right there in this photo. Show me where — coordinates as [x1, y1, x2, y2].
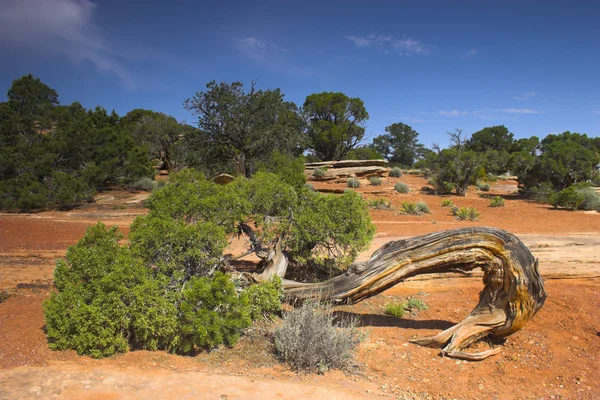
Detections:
[0, 0, 137, 88]
[235, 37, 312, 77]
[496, 108, 542, 114]
[513, 92, 537, 100]
[462, 48, 477, 59]
[439, 110, 468, 117]
[346, 34, 430, 56]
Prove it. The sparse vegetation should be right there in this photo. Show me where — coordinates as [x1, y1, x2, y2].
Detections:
[400, 201, 430, 215]
[385, 302, 405, 318]
[490, 196, 505, 207]
[367, 198, 392, 209]
[389, 167, 403, 178]
[441, 199, 454, 207]
[274, 302, 361, 373]
[406, 297, 428, 312]
[312, 168, 326, 179]
[452, 206, 480, 221]
[551, 185, 600, 211]
[477, 182, 490, 191]
[486, 173, 498, 182]
[394, 182, 410, 193]
[129, 177, 156, 192]
[347, 178, 361, 188]
[369, 176, 382, 186]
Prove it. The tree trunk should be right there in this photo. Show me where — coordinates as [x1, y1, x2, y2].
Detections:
[281, 227, 547, 361]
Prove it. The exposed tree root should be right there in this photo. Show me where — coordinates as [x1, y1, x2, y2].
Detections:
[280, 227, 547, 360]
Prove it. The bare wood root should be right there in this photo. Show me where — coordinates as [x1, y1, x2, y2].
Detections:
[282, 227, 547, 360]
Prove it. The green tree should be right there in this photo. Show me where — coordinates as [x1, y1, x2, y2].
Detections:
[371, 122, 424, 167]
[467, 125, 514, 153]
[344, 146, 383, 160]
[303, 92, 368, 161]
[184, 81, 305, 177]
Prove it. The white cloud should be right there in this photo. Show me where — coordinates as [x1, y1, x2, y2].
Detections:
[462, 48, 477, 59]
[513, 92, 537, 100]
[235, 37, 312, 77]
[346, 34, 430, 56]
[497, 108, 542, 114]
[439, 110, 468, 117]
[0, 0, 136, 88]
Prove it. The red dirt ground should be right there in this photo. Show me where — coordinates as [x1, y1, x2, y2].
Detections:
[1, 176, 599, 399]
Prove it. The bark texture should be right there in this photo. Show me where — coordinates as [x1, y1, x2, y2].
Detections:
[282, 227, 547, 360]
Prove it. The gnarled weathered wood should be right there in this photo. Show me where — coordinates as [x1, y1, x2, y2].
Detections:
[282, 227, 547, 360]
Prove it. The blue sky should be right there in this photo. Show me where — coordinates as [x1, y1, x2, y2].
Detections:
[1, 0, 599, 147]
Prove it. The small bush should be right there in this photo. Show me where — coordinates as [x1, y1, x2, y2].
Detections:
[441, 199, 454, 207]
[577, 187, 600, 211]
[243, 277, 284, 321]
[452, 206, 480, 221]
[385, 302, 405, 318]
[129, 176, 156, 192]
[551, 186, 585, 210]
[274, 302, 361, 372]
[394, 182, 410, 193]
[312, 168, 327, 179]
[304, 183, 315, 191]
[415, 202, 430, 214]
[367, 198, 391, 209]
[592, 170, 600, 186]
[490, 196, 505, 207]
[406, 298, 428, 312]
[369, 176, 382, 186]
[389, 167, 402, 178]
[477, 183, 490, 192]
[0, 290, 10, 304]
[486, 173, 498, 182]
[347, 178, 361, 188]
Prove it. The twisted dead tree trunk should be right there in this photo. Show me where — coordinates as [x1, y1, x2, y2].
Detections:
[281, 227, 547, 361]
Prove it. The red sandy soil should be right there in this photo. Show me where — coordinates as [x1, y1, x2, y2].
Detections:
[1, 176, 599, 399]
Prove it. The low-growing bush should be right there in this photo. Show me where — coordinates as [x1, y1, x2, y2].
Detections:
[389, 167, 402, 178]
[304, 183, 315, 191]
[274, 302, 361, 373]
[592, 170, 600, 187]
[577, 187, 600, 211]
[452, 206, 480, 221]
[244, 276, 284, 321]
[490, 196, 505, 207]
[0, 290, 10, 304]
[486, 173, 498, 182]
[129, 176, 156, 192]
[312, 168, 327, 179]
[477, 183, 490, 192]
[441, 199, 454, 207]
[347, 178, 361, 188]
[406, 297, 428, 312]
[551, 185, 600, 211]
[368, 176, 382, 186]
[394, 182, 410, 193]
[399, 201, 430, 215]
[367, 198, 392, 209]
[385, 302, 405, 318]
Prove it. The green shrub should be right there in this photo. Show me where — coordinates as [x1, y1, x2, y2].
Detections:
[551, 185, 600, 211]
[490, 196, 505, 207]
[399, 201, 429, 215]
[592, 170, 600, 186]
[385, 302, 405, 318]
[406, 297, 428, 312]
[0, 290, 10, 303]
[368, 176, 382, 186]
[477, 183, 490, 192]
[452, 206, 480, 221]
[256, 151, 306, 190]
[486, 173, 498, 182]
[394, 182, 410, 193]
[129, 176, 156, 192]
[274, 302, 361, 372]
[441, 199, 454, 207]
[243, 276, 284, 320]
[304, 183, 315, 191]
[367, 198, 391, 209]
[577, 187, 600, 211]
[389, 167, 402, 178]
[415, 202, 430, 214]
[312, 168, 327, 179]
[346, 178, 361, 188]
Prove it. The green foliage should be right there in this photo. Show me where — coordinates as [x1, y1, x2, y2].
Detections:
[367, 198, 391, 209]
[452, 207, 480, 221]
[490, 196, 505, 207]
[313, 168, 327, 178]
[368, 176, 382, 186]
[467, 125, 514, 153]
[243, 276, 284, 320]
[407, 297, 428, 312]
[256, 151, 306, 190]
[274, 302, 361, 372]
[389, 167, 403, 178]
[304, 183, 315, 191]
[486, 172, 499, 182]
[344, 146, 382, 160]
[399, 201, 430, 215]
[549, 185, 600, 210]
[592, 170, 600, 186]
[394, 182, 410, 193]
[346, 178, 361, 188]
[578, 187, 600, 211]
[477, 183, 490, 191]
[129, 176, 156, 192]
[371, 122, 425, 167]
[385, 302, 406, 318]
[441, 199, 454, 207]
[303, 92, 368, 161]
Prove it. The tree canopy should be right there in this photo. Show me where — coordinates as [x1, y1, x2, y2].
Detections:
[303, 92, 368, 161]
[371, 122, 424, 167]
